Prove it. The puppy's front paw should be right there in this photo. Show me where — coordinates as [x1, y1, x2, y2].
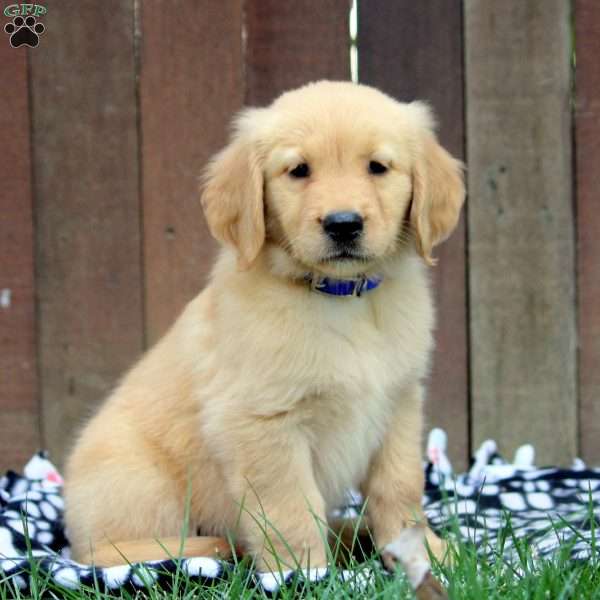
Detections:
[382, 527, 448, 600]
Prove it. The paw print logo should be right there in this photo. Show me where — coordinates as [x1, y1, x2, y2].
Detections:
[4, 15, 45, 48]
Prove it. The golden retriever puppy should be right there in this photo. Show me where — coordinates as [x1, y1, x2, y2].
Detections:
[64, 81, 464, 590]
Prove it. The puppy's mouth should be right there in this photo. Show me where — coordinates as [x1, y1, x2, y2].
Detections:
[319, 249, 371, 263]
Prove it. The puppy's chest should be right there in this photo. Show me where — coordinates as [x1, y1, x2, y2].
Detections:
[302, 299, 419, 401]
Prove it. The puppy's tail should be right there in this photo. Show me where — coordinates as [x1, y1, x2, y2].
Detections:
[82, 517, 368, 567]
[83, 536, 236, 567]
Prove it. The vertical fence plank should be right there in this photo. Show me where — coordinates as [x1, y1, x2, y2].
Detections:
[575, 0, 600, 462]
[359, 0, 468, 467]
[466, 1, 576, 464]
[30, 1, 143, 466]
[0, 46, 39, 470]
[245, 0, 350, 105]
[140, 1, 243, 344]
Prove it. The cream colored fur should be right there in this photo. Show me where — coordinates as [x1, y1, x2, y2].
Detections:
[64, 81, 464, 574]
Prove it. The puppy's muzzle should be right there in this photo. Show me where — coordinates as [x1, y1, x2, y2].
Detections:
[322, 211, 363, 244]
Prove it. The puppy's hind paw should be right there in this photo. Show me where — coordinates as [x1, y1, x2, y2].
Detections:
[381, 527, 448, 600]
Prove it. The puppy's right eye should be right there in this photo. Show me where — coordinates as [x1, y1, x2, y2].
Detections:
[289, 163, 310, 178]
[368, 161, 388, 175]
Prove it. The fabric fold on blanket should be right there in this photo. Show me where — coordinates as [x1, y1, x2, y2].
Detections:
[0, 429, 598, 596]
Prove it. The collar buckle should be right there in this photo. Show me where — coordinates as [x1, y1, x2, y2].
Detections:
[352, 276, 367, 297]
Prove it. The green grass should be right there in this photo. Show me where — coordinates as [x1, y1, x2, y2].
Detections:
[1, 515, 598, 600]
[1, 491, 598, 600]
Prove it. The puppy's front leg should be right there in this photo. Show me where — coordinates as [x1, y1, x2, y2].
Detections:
[362, 383, 447, 597]
[215, 415, 328, 571]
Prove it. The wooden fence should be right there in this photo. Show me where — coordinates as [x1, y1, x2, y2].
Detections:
[1, 0, 598, 471]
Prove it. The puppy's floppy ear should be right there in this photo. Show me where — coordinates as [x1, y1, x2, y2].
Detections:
[201, 110, 265, 269]
[409, 104, 465, 265]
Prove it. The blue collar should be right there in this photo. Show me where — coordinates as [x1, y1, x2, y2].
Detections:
[305, 274, 383, 297]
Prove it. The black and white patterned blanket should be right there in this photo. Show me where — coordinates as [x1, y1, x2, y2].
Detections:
[0, 429, 598, 596]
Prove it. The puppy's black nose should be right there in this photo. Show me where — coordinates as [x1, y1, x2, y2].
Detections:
[322, 211, 363, 242]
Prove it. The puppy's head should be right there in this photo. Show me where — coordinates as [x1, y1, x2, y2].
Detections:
[201, 81, 464, 275]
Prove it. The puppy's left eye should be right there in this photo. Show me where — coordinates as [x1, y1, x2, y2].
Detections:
[368, 161, 388, 175]
[289, 163, 310, 178]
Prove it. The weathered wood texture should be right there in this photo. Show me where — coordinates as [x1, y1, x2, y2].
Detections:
[140, 1, 243, 344]
[3, 1, 595, 469]
[245, 0, 350, 105]
[0, 46, 39, 471]
[465, 1, 576, 464]
[30, 1, 143, 467]
[575, 0, 600, 462]
[359, 0, 468, 467]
